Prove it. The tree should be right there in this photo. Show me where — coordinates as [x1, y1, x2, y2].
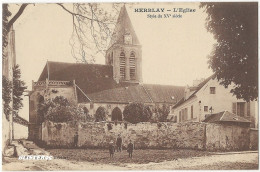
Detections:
[2, 4, 12, 59]
[2, 76, 12, 120]
[13, 65, 27, 116]
[154, 104, 170, 122]
[2, 65, 27, 119]
[38, 96, 85, 123]
[123, 103, 152, 124]
[95, 106, 107, 122]
[200, 2, 258, 101]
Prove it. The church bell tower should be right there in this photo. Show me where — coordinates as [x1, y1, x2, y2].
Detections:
[106, 5, 142, 84]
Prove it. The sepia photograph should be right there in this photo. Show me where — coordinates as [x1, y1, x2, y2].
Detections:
[2, 1, 258, 170]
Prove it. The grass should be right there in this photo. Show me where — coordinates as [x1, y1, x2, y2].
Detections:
[47, 148, 211, 165]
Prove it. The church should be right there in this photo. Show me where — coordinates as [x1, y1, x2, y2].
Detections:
[28, 6, 185, 140]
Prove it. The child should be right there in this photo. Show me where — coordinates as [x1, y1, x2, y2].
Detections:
[127, 140, 134, 158]
[108, 141, 115, 158]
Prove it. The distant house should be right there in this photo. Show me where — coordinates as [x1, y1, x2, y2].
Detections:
[172, 75, 258, 128]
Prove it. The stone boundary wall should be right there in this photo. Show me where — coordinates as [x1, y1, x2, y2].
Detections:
[205, 123, 250, 151]
[249, 128, 258, 150]
[42, 121, 255, 151]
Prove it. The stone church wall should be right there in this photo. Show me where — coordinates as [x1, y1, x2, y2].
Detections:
[41, 121, 254, 151]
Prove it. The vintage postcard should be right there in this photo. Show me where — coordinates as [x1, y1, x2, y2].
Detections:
[2, 1, 258, 170]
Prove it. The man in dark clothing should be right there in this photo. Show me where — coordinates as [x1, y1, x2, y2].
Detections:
[116, 134, 122, 152]
[127, 140, 134, 158]
[108, 141, 115, 158]
[74, 132, 78, 148]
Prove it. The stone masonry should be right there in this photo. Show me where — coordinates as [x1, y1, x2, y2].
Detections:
[41, 121, 255, 151]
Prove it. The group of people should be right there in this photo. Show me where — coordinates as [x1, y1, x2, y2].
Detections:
[109, 134, 134, 158]
[74, 132, 134, 158]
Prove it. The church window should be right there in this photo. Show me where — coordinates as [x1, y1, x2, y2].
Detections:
[130, 52, 136, 80]
[120, 52, 126, 79]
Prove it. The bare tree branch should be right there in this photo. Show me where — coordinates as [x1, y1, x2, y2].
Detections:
[7, 4, 29, 32]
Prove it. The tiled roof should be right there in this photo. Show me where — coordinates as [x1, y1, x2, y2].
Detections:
[203, 111, 251, 124]
[87, 85, 151, 103]
[143, 84, 184, 103]
[87, 84, 185, 104]
[13, 115, 29, 126]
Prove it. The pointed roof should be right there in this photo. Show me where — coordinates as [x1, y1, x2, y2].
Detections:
[173, 74, 216, 109]
[108, 5, 140, 48]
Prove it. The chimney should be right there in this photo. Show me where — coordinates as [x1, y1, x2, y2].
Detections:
[193, 78, 205, 87]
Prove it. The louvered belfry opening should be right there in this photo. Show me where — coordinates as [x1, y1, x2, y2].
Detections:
[120, 52, 126, 79]
[130, 52, 136, 80]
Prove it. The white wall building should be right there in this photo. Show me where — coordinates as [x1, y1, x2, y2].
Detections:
[172, 75, 258, 128]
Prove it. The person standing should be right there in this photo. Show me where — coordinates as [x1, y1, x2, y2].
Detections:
[116, 134, 122, 152]
[108, 141, 115, 158]
[74, 132, 78, 148]
[127, 140, 134, 158]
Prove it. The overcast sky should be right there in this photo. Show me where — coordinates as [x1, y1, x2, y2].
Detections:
[9, 2, 215, 119]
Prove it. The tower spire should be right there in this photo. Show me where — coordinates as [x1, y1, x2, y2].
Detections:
[108, 5, 140, 48]
[106, 4, 142, 84]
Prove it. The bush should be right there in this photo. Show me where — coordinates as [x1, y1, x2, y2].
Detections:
[95, 106, 107, 122]
[123, 103, 152, 124]
[154, 104, 170, 122]
[38, 96, 86, 123]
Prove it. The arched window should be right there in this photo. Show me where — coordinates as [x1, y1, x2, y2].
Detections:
[120, 52, 125, 79]
[95, 106, 106, 122]
[130, 52, 136, 80]
[111, 107, 123, 121]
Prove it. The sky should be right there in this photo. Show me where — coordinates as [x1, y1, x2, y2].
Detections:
[8, 2, 215, 120]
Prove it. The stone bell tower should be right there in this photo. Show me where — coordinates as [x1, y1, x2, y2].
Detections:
[106, 5, 142, 84]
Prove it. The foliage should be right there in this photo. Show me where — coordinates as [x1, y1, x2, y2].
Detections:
[2, 65, 27, 120]
[153, 104, 170, 122]
[82, 107, 94, 122]
[95, 106, 107, 122]
[13, 65, 27, 116]
[2, 76, 12, 120]
[200, 2, 258, 101]
[123, 103, 152, 124]
[2, 4, 12, 58]
[38, 96, 87, 123]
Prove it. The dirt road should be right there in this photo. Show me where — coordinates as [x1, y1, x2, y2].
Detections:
[3, 151, 258, 170]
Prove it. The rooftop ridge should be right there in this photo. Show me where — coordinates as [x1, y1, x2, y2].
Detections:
[47, 61, 110, 67]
